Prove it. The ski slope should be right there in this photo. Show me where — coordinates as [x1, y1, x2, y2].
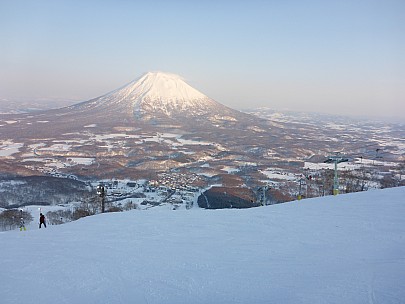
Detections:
[1, 187, 405, 304]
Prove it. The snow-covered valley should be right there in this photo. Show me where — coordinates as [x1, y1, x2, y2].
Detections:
[1, 72, 404, 204]
[1, 187, 404, 304]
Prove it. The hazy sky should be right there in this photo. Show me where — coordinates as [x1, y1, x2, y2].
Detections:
[1, 0, 404, 120]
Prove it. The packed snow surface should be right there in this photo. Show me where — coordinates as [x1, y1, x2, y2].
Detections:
[1, 187, 405, 304]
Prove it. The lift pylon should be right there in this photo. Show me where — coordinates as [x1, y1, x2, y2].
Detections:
[324, 152, 349, 195]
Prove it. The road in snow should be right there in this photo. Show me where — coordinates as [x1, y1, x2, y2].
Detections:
[1, 187, 405, 304]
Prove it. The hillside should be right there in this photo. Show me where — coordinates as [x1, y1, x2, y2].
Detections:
[1, 187, 404, 304]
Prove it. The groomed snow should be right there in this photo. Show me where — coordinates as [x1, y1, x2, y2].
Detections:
[1, 187, 404, 304]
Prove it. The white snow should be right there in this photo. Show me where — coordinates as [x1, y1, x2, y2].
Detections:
[130, 71, 207, 101]
[260, 169, 298, 180]
[1, 187, 404, 304]
[77, 71, 222, 117]
[38, 143, 72, 152]
[91, 133, 141, 141]
[0, 141, 24, 157]
[221, 166, 240, 173]
[175, 137, 212, 146]
[67, 157, 94, 165]
[304, 161, 361, 170]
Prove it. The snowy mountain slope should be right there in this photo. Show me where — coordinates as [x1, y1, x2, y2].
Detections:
[69, 71, 243, 120]
[1, 187, 404, 304]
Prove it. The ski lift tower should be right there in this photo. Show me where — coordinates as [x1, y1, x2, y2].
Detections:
[97, 184, 106, 213]
[258, 185, 269, 206]
[324, 152, 349, 195]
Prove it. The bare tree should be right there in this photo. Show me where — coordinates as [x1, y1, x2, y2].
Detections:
[46, 209, 74, 225]
[0, 209, 33, 231]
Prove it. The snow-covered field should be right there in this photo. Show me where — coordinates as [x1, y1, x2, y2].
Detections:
[1, 187, 404, 304]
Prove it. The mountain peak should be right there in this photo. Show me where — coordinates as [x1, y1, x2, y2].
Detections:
[129, 71, 207, 101]
[69, 71, 247, 122]
[143, 71, 183, 80]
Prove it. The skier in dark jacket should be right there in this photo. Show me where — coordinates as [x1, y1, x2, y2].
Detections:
[39, 213, 46, 228]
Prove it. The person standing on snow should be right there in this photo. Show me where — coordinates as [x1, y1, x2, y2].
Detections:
[39, 213, 46, 228]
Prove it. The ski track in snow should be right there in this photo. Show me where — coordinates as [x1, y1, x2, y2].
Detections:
[1, 187, 405, 304]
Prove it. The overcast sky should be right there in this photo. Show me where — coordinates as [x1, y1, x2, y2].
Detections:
[1, 0, 404, 120]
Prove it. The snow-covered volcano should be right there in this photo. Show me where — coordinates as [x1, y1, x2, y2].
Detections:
[1, 71, 261, 140]
[70, 71, 243, 121]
